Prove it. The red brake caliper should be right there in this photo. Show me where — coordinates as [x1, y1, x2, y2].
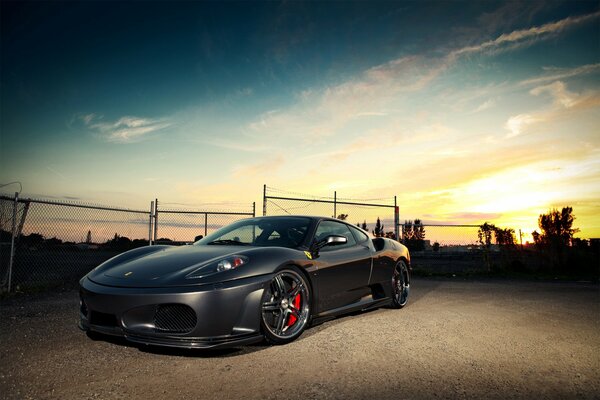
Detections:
[286, 292, 301, 327]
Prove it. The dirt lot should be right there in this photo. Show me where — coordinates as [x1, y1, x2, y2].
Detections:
[1, 278, 599, 399]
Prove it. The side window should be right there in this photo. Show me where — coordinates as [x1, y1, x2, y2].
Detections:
[314, 220, 357, 250]
[349, 225, 369, 244]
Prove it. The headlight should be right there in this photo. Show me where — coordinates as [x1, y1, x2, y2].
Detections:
[186, 255, 249, 279]
[217, 256, 248, 271]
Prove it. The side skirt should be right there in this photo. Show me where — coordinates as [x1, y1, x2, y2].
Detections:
[310, 296, 392, 325]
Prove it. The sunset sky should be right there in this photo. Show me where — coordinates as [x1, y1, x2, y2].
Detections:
[1, 1, 599, 239]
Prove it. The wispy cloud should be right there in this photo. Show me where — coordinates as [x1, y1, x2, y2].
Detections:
[82, 114, 171, 143]
[81, 113, 96, 125]
[519, 63, 600, 86]
[505, 114, 541, 138]
[203, 138, 270, 152]
[505, 81, 600, 138]
[474, 1, 546, 37]
[246, 55, 448, 142]
[355, 111, 388, 117]
[231, 155, 284, 178]
[443, 212, 503, 222]
[247, 11, 599, 145]
[530, 81, 577, 108]
[45, 166, 68, 180]
[302, 122, 457, 164]
[472, 99, 495, 113]
[235, 87, 253, 97]
[530, 80, 600, 112]
[452, 11, 600, 57]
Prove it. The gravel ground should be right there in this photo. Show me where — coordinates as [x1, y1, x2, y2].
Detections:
[1, 278, 599, 400]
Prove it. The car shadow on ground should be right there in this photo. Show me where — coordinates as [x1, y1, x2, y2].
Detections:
[299, 278, 443, 341]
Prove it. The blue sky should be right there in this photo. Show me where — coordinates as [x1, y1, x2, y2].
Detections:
[1, 1, 599, 237]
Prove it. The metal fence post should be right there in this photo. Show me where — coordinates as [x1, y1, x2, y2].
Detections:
[153, 198, 158, 242]
[204, 213, 208, 237]
[252, 202, 256, 217]
[16, 201, 30, 240]
[394, 196, 399, 240]
[333, 191, 337, 218]
[519, 229, 523, 249]
[149, 200, 154, 245]
[7, 192, 18, 293]
[262, 184, 267, 216]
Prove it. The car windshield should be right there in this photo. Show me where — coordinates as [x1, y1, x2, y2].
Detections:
[195, 217, 311, 248]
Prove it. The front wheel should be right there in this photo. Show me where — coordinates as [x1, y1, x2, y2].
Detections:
[261, 268, 311, 345]
[391, 260, 410, 308]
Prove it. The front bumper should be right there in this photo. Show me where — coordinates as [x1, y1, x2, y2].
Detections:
[79, 274, 272, 349]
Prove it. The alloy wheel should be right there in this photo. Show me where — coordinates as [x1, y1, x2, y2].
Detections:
[392, 262, 410, 307]
[261, 270, 310, 340]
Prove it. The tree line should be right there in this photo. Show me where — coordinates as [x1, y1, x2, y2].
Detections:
[343, 206, 594, 255]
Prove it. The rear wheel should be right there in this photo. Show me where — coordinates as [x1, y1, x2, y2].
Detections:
[261, 268, 311, 345]
[391, 260, 410, 308]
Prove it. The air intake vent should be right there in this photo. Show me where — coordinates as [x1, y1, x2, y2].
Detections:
[90, 311, 118, 327]
[154, 304, 197, 334]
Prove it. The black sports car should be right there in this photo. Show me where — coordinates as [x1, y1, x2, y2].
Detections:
[79, 216, 411, 349]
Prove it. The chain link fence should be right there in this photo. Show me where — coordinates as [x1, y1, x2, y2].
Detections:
[263, 186, 399, 237]
[2, 187, 596, 292]
[0, 194, 255, 292]
[0, 194, 152, 291]
[398, 224, 531, 248]
[401, 224, 481, 248]
[154, 202, 255, 244]
[261, 187, 539, 274]
[398, 224, 498, 273]
[395, 223, 566, 274]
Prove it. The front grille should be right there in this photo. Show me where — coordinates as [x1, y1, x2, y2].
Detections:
[154, 304, 197, 334]
[90, 311, 118, 327]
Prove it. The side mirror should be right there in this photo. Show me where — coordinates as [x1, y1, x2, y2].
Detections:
[313, 234, 348, 251]
[324, 235, 348, 246]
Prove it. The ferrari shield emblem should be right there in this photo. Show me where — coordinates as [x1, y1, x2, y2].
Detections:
[304, 251, 312, 260]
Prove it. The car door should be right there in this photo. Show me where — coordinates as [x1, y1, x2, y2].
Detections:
[313, 220, 372, 312]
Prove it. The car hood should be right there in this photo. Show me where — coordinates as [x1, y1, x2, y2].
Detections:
[88, 245, 261, 288]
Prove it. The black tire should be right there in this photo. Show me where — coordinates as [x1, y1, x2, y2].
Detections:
[391, 260, 410, 309]
[260, 267, 311, 345]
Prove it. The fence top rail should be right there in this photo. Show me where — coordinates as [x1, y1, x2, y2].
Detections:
[158, 209, 255, 216]
[265, 186, 394, 203]
[265, 195, 396, 208]
[0, 195, 149, 215]
[398, 223, 482, 228]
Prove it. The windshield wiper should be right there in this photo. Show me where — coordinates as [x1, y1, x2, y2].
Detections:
[206, 239, 250, 246]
